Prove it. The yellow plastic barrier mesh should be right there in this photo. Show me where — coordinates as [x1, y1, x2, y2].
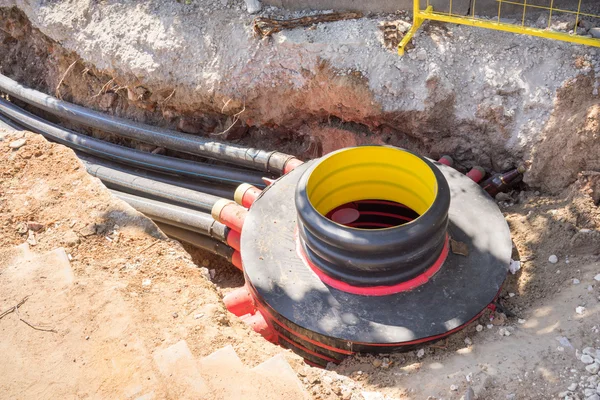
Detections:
[399, 0, 600, 55]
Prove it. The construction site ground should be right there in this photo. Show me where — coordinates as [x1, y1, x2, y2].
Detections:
[1, 1, 600, 399]
[1, 129, 599, 400]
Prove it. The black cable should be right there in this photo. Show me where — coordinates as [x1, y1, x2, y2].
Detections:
[112, 190, 229, 242]
[0, 97, 266, 188]
[155, 222, 235, 262]
[0, 73, 297, 174]
[80, 155, 224, 213]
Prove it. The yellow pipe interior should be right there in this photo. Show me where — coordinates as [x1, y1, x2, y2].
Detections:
[306, 147, 437, 218]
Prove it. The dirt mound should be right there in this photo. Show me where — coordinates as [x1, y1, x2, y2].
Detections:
[0, 131, 311, 399]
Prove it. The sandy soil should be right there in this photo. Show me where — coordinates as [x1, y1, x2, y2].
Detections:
[1, 129, 599, 400]
[0, 130, 311, 399]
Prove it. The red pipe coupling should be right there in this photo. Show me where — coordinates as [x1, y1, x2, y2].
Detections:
[437, 155, 454, 167]
[226, 230, 241, 251]
[234, 183, 262, 209]
[466, 166, 486, 183]
[212, 199, 248, 233]
[223, 285, 256, 317]
[232, 251, 242, 270]
[240, 310, 277, 343]
[283, 158, 304, 175]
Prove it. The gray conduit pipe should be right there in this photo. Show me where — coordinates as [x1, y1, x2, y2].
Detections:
[0, 73, 298, 174]
[79, 153, 235, 200]
[154, 222, 235, 262]
[0, 112, 24, 131]
[0, 97, 267, 188]
[80, 156, 224, 213]
[112, 190, 229, 242]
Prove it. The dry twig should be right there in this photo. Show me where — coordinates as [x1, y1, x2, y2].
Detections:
[140, 239, 160, 253]
[0, 296, 57, 333]
[212, 102, 246, 137]
[0, 296, 29, 320]
[55, 61, 78, 99]
[159, 89, 176, 106]
[92, 78, 115, 98]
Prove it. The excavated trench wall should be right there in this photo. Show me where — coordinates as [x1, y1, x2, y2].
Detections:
[0, 1, 599, 193]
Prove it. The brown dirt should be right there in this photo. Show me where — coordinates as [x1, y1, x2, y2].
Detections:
[0, 131, 314, 399]
[2, 130, 600, 400]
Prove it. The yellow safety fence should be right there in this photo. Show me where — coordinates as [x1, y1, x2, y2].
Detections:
[398, 0, 600, 55]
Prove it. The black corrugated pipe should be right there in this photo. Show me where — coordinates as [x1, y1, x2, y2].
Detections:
[0, 97, 267, 188]
[155, 222, 235, 262]
[0, 73, 299, 174]
[112, 190, 229, 242]
[80, 156, 225, 213]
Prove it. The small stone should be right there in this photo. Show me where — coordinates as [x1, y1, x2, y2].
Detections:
[80, 224, 97, 237]
[518, 319, 526, 324]
[584, 388, 597, 397]
[583, 347, 596, 356]
[496, 192, 511, 202]
[476, 324, 484, 332]
[194, 313, 204, 319]
[576, 306, 586, 315]
[549, 255, 559, 264]
[568, 383, 578, 391]
[61, 230, 80, 246]
[26, 230, 37, 246]
[209, 269, 216, 279]
[417, 348, 425, 358]
[487, 324, 494, 329]
[590, 28, 600, 39]
[509, 259, 521, 274]
[142, 279, 152, 287]
[582, 355, 595, 364]
[464, 337, 472, 346]
[594, 274, 600, 282]
[244, 0, 261, 14]
[585, 363, 600, 374]
[9, 138, 26, 149]
[27, 221, 44, 232]
[372, 359, 382, 368]
[416, 49, 427, 61]
[492, 312, 507, 326]
[586, 393, 600, 400]
[85, 336, 90, 340]
[16, 222, 28, 235]
[509, 292, 516, 297]
[573, 279, 581, 285]
[172, 312, 178, 319]
[450, 384, 458, 391]
[498, 327, 511, 336]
